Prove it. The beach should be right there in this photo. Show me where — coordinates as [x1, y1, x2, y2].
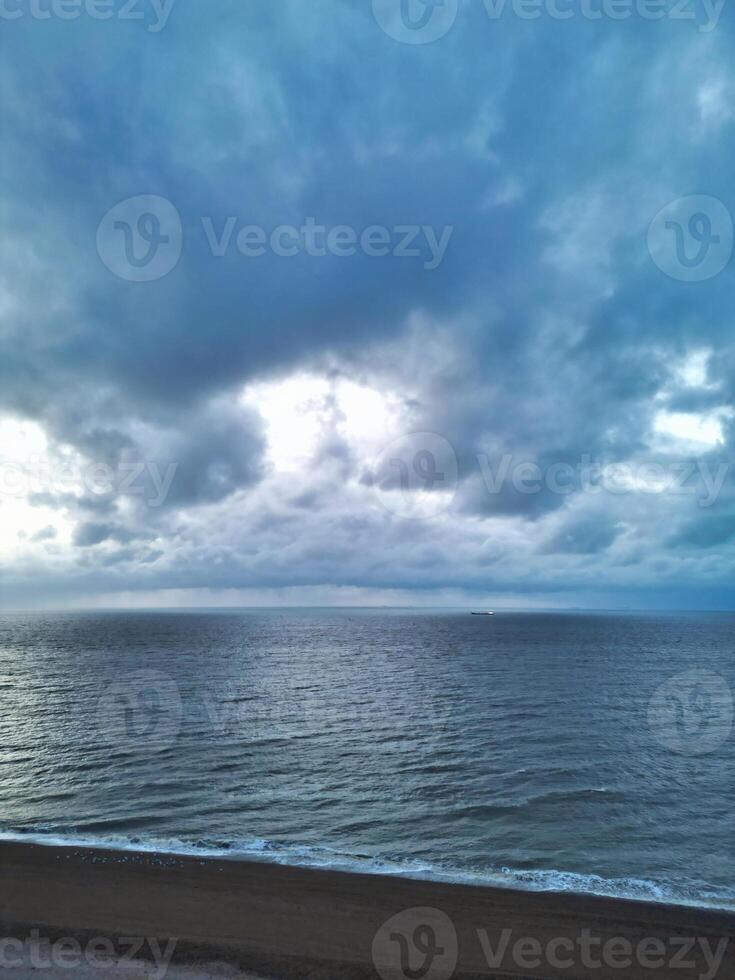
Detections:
[0, 960, 265, 980]
[0, 839, 733, 979]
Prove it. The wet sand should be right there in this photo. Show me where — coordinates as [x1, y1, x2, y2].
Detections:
[0, 839, 733, 979]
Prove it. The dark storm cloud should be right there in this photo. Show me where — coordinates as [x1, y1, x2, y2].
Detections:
[668, 515, 735, 549]
[543, 517, 620, 556]
[72, 522, 137, 547]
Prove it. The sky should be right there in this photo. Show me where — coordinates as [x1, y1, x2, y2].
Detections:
[1, 0, 734, 610]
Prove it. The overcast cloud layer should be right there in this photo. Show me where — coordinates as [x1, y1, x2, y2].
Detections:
[1, 0, 734, 609]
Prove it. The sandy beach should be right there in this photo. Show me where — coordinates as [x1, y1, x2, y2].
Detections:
[0, 961, 267, 980]
[0, 839, 733, 979]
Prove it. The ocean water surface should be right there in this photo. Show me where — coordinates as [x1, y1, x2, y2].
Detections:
[0, 609, 733, 909]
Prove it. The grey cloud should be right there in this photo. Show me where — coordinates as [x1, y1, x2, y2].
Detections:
[30, 525, 57, 543]
[543, 518, 621, 556]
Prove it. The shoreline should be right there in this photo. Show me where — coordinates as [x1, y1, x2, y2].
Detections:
[1, 839, 734, 978]
[2, 831, 731, 913]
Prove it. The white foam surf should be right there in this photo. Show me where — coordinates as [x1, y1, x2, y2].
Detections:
[1, 829, 733, 912]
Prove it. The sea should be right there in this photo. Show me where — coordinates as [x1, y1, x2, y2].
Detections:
[0, 608, 733, 909]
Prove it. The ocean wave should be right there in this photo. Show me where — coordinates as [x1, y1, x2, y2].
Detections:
[1, 828, 733, 911]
